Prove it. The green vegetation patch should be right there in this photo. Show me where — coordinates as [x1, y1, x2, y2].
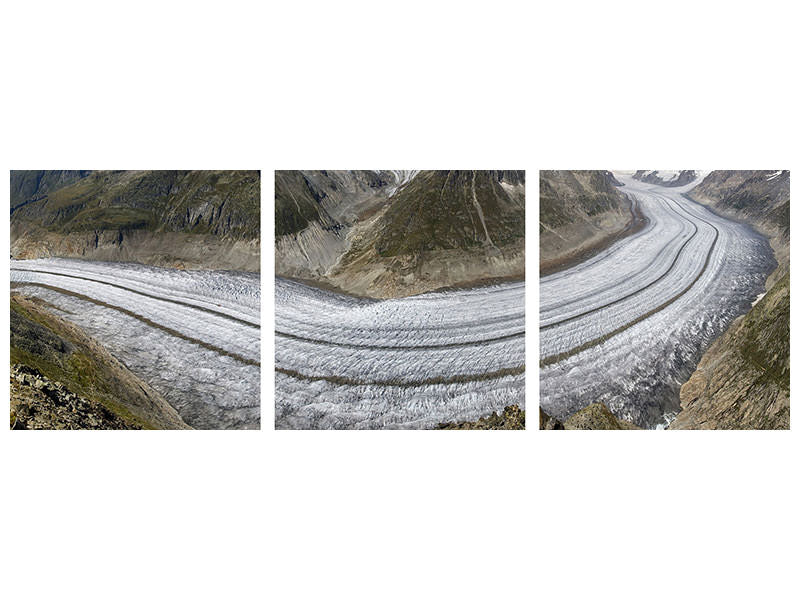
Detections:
[737, 272, 790, 391]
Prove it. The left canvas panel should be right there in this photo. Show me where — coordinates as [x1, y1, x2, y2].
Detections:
[9, 170, 261, 430]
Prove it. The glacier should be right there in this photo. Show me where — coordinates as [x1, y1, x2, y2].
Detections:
[275, 277, 525, 429]
[539, 173, 775, 428]
[10, 258, 260, 429]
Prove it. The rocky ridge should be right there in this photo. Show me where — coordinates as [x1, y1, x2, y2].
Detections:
[633, 170, 698, 187]
[436, 405, 525, 430]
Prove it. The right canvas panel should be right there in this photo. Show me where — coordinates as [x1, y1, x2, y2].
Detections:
[539, 170, 789, 430]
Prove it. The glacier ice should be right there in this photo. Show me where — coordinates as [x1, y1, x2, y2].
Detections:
[275, 278, 525, 429]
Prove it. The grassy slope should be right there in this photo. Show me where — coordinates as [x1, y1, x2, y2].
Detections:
[375, 170, 525, 258]
[12, 170, 261, 239]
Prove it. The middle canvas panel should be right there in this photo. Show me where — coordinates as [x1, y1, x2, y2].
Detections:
[274, 170, 526, 430]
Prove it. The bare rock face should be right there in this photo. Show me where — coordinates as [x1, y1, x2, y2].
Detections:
[670, 273, 789, 430]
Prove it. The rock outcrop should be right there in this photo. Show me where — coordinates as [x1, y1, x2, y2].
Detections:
[436, 405, 525, 430]
[540, 403, 640, 430]
[11, 364, 139, 430]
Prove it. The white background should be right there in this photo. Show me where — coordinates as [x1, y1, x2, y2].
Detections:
[1, 1, 798, 599]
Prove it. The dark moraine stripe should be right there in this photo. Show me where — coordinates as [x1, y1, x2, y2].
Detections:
[274, 328, 525, 350]
[276, 365, 525, 387]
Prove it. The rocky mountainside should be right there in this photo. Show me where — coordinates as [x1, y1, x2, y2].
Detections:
[539, 170, 638, 273]
[688, 170, 789, 276]
[670, 272, 789, 429]
[275, 170, 413, 278]
[11, 170, 92, 212]
[11, 364, 140, 430]
[633, 170, 698, 187]
[10, 170, 261, 271]
[10, 292, 190, 430]
[670, 170, 790, 430]
[276, 170, 525, 298]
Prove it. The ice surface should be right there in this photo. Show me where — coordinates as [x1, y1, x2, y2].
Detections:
[11, 258, 260, 429]
[275, 278, 525, 429]
[540, 174, 775, 428]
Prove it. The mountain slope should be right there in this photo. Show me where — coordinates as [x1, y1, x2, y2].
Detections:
[275, 170, 525, 298]
[275, 170, 410, 278]
[670, 272, 789, 429]
[539, 170, 638, 273]
[11, 170, 92, 213]
[10, 170, 261, 271]
[688, 170, 789, 276]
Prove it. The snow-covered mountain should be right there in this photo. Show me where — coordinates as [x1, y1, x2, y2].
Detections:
[632, 170, 700, 187]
